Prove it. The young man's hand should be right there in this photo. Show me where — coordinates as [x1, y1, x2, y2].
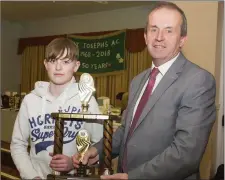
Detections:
[49, 153, 73, 172]
[72, 146, 99, 168]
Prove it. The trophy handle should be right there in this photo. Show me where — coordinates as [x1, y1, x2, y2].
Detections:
[101, 119, 113, 175]
[52, 117, 64, 176]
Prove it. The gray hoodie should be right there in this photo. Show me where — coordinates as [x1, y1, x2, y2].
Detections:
[10, 77, 103, 179]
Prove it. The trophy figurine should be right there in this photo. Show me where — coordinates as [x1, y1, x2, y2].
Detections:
[75, 129, 91, 177]
[79, 73, 96, 114]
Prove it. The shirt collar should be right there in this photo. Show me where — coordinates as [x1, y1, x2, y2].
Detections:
[152, 53, 180, 76]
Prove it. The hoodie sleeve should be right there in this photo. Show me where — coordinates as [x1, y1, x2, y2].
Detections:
[10, 97, 41, 179]
[84, 96, 103, 144]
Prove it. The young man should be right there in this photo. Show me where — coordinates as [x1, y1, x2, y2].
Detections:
[73, 2, 216, 180]
[10, 38, 103, 179]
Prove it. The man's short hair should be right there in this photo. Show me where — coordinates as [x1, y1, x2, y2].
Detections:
[145, 1, 187, 37]
[45, 37, 79, 62]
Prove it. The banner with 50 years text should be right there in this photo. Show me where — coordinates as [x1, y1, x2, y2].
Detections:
[68, 30, 126, 76]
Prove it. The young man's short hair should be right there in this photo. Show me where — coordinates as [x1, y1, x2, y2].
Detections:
[45, 38, 79, 62]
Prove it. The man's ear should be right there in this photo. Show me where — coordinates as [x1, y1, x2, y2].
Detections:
[179, 35, 188, 48]
[74, 60, 80, 72]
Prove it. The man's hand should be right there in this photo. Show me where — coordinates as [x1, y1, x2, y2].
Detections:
[72, 146, 99, 168]
[49, 153, 73, 172]
[101, 173, 128, 180]
[113, 122, 121, 133]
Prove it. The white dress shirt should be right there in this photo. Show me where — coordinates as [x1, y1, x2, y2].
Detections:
[132, 53, 180, 121]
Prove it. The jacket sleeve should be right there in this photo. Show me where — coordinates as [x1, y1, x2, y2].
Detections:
[10, 97, 41, 179]
[128, 71, 216, 179]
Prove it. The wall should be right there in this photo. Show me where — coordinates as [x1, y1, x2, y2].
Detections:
[21, 6, 150, 37]
[1, 20, 23, 92]
[173, 1, 219, 75]
[212, 1, 224, 175]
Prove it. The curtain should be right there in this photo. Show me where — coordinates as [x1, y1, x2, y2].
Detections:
[21, 46, 47, 92]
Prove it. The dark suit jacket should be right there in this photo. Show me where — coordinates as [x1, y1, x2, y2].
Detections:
[94, 53, 216, 179]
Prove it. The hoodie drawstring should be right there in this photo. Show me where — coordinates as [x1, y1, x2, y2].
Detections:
[41, 96, 46, 122]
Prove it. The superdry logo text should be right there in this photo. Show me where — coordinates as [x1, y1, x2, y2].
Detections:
[28, 106, 83, 154]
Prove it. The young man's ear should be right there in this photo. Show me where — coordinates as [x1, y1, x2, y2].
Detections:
[43, 59, 48, 70]
[144, 32, 148, 45]
[74, 60, 80, 72]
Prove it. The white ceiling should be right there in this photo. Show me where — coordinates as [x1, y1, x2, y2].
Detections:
[1, 1, 154, 22]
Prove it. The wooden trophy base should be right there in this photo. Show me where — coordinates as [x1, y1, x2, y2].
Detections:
[47, 174, 100, 180]
[47, 164, 102, 180]
[47, 166, 113, 180]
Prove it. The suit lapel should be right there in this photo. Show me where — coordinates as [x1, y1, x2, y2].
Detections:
[131, 53, 187, 134]
[123, 68, 151, 141]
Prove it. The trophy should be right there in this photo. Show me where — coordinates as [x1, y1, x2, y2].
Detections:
[47, 73, 121, 180]
[1, 92, 10, 108]
[8, 92, 15, 109]
[76, 129, 91, 177]
[13, 92, 20, 110]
